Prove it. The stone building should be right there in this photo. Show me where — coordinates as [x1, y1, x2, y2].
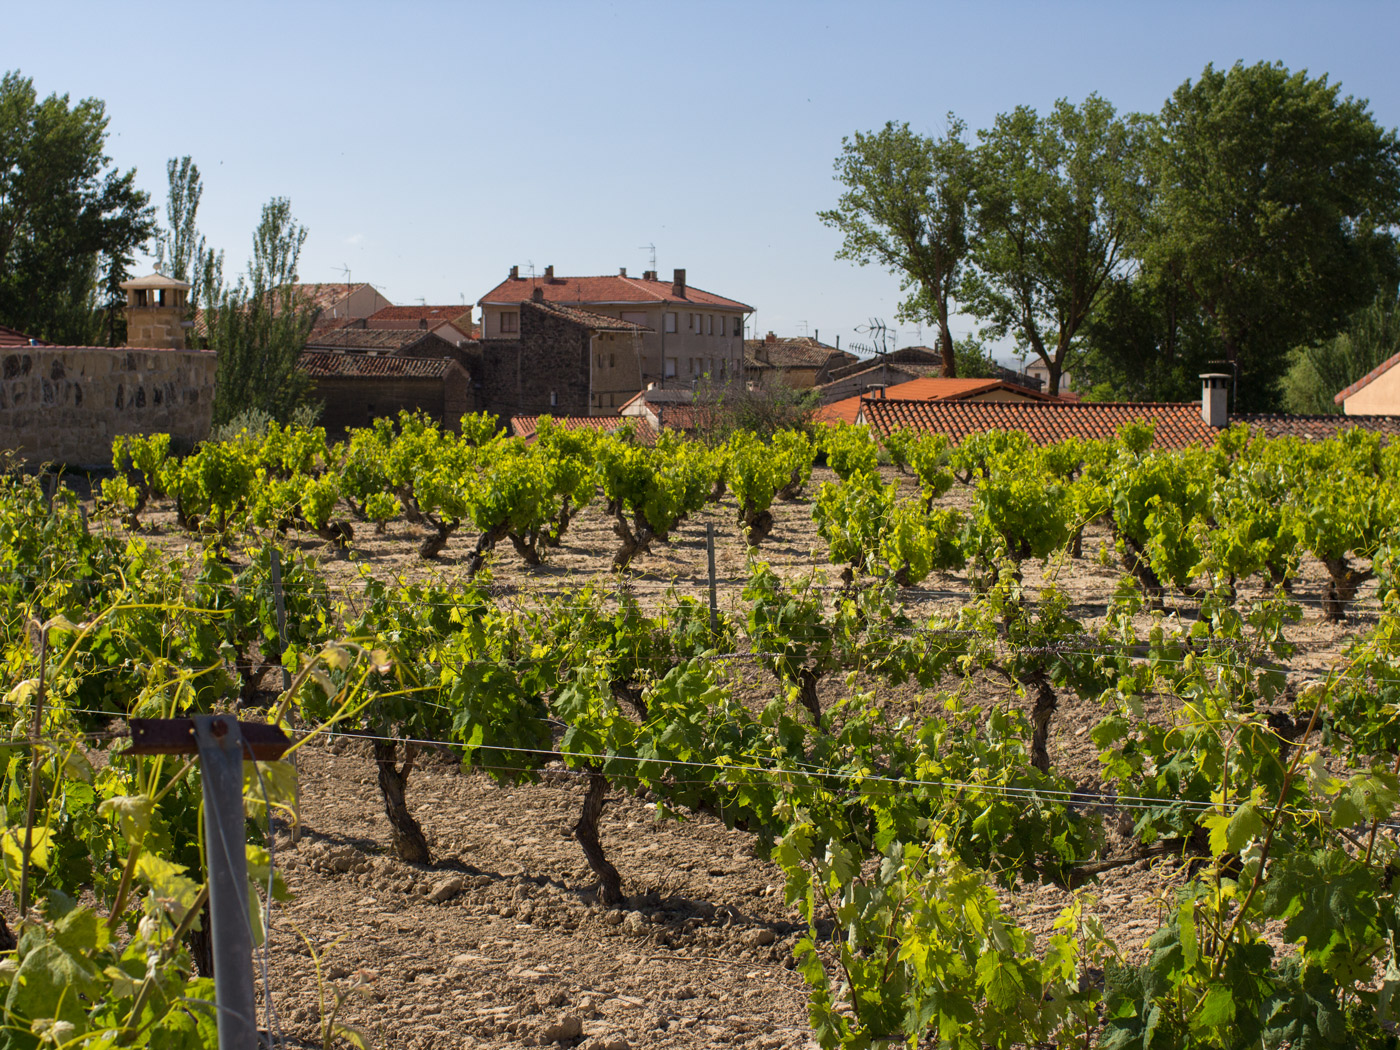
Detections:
[743, 332, 857, 389]
[477, 292, 650, 417]
[300, 352, 473, 433]
[477, 266, 750, 391]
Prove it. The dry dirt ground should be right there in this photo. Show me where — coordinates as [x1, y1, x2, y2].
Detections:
[89, 466, 1380, 1048]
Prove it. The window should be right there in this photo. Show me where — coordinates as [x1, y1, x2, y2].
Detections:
[666, 357, 678, 378]
[499, 311, 518, 334]
[665, 312, 677, 333]
[550, 391, 557, 407]
[609, 352, 615, 368]
[706, 315, 714, 335]
[732, 317, 742, 336]
[620, 310, 647, 328]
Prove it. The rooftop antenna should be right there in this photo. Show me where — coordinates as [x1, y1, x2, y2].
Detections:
[797, 320, 809, 336]
[638, 244, 656, 272]
[334, 264, 352, 285]
[855, 317, 891, 355]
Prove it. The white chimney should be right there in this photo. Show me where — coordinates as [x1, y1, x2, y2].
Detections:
[1200, 373, 1230, 428]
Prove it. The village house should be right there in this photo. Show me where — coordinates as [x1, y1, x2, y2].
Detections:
[743, 332, 857, 389]
[816, 375, 1057, 425]
[477, 266, 751, 394]
[1334, 350, 1400, 415]
[365, 304, 477, 347]
[477, 292, 651, 418]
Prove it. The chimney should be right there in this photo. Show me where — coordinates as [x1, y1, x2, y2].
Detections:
[532, 286, 545, 302]
[619, 267, 627, 277]
[1200, 373, 1230, 428]
[544, 265, 554, 282]
[509, 265, 519, 279]
[765, 331, 777, 343]
[644, 270, 657, 281]
[672, 268, 686, 298]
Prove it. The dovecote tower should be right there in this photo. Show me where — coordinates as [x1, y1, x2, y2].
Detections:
[120, 273, 193, 349]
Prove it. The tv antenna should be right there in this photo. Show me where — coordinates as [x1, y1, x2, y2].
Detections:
[855, 317, 892, 355]
[797, 319, 809, 336]
[335, 264, 352, 284]
[638, 243, 656, 272]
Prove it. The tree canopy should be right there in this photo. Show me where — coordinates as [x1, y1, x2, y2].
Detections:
[0, 71, 154, 345]
[824, 61, 1400, 408]
[205, 197, 317, 426]
[819, 119, 973, 377]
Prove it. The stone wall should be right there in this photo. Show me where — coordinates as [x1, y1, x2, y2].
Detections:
[478, 304, 591, 418]
[313, 368, 473, 434]
[0, 347, 216, 467]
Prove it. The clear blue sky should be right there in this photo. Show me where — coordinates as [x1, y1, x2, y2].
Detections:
[9, 1, 1400, 361]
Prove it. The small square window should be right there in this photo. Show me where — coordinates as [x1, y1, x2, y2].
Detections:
[665, 312, 677, 333]
[499, 311, 518, 334]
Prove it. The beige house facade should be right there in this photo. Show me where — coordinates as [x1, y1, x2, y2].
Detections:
[477, 266, 751, 391]
[1335, 351, 1400, 415]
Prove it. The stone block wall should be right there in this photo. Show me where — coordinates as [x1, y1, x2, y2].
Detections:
[313, 369, 473, 434]
[0, 347, 217, 467]
[478, 305, 591, 419]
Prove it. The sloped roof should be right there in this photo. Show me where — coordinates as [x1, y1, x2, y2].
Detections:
[479, 273, 751, 311]
[527, 299, 652, 332]
[0, 325, 42, 348]
[285, 283, 369, 311]
[816, 377, 1055, 424]
[299, 351, 457, 379]
[510, 415, 656, 444]
[859, 398, 1217, 449]
[1334, 350, 1400, 404]
[744, 337, 855, 370]
[369, 305, 471, 324]
[305, 328, 444, 353]
[1234, 413, 1400, 440]
[120, 272, 191, 290]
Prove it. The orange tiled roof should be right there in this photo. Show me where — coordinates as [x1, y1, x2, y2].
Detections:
[510, 415, 656, 445]
[1334, 350, 1400, 404]
[860, 398, 1217, 449]
[479, 274, 751, 311]
[814, 377, 1054, 424]
[369, 305, 471, 324]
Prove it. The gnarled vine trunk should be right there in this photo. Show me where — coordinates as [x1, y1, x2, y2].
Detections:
[419, 517, 460, 561]
[373, 739, 430, 864]
[1026, 669, 1058, 774]
[575, 769, 622, 905]
[741, 506, 774, 545]
[1320, 556, 1371, 622]
[611, 511, 655, 571]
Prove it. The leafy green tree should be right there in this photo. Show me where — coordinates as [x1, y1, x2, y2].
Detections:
[153, 156, 221, 313]
[1281, 291, 1400, 414]
[1143, 61, 1400, 409]
[819, 118, 973, 377]
[963, 94, 1148, 396]
[0, 70, 154, 345]
[206, 197, 317, 425]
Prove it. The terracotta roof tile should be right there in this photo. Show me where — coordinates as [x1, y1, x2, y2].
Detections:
[815, 377, 1055, 424]
[859, 398, 1217, 449]
[299, 351, 456, 379]
[510, 415, 656, 444]
[479, 274, 751, 311]
[305, 328, 445, 353]
[526, 300, 652, 332]
[0, 325, 42, 348]
[1334, 350, 1400, 404]
[368, 305, 472, 324]
[1233, 413, 1400, 440]
[743, 337, 854, 370]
